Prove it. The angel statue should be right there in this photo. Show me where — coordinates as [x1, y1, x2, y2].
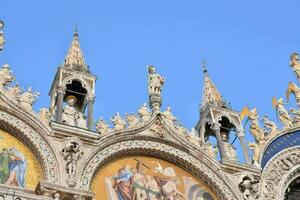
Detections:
[261, 114, 278, 137]
[286, 82, 300, 107]
[272, 97, 294, 129]
[290, 52, 300, 83]
[147, 65, 165, 95]
[240, 107, 265, 144]
[0, 20, 4, 51]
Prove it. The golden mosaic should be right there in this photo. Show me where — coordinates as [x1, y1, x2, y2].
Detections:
[91, 156, 217, 200]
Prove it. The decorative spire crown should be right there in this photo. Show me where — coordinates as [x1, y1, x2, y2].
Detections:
[64, 27, 88, 72]
[200, 60, 225, 109]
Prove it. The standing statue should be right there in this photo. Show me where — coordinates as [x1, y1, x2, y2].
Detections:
[19, 87, 39, 112]
[162, 106, 176, 125]
[95, 117, 111, 135]
[290, 52, 300, 83]
[0, 20, 4, 51]
[138, 103, 151, 122]
[221, 133, 238, 161]
[286, 82, 300, 107]
[272, 97, 294, 129]
[0, 64, 14, 89]
[147, 65, 165, 95]
[240, 107, 265, 143]
[248, 142, 262, 167]
[62, 95, 87, 128]
[261, 114, 278, 137]
[62, 141, 83, 187]
[111, 112, 126, 130]
[125, 113, 139, 128]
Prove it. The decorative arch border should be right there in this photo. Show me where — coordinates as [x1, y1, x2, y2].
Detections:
[80, 139, 242, 200]
[62, 75, 93, 95]
[214, 113, 242, 132]
[260, 146, 300, 200]
[0, 110, 59, 183]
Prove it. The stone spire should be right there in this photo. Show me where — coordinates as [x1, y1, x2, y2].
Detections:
[64, 26, 88, 72]
[201, 60, 224, 109]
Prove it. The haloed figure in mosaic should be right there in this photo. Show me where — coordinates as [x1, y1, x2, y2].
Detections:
[0, 147, 27, 188]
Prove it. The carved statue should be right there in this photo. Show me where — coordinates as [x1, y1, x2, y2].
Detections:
[138, 103, 151, 122]
[62, 141, 83, 187]
[125, 113, 139, 128]
[0, 20, 4, 51]
[95, 117, 111, 135]
[62, 95, 87, 128]
[286, 82, 300, 107]
[147, 65, 165, 95]
[248, 142, 262, 168]
[19, 87, 39, 112]
[111, 112, 126, 130]
[221, 132, 238, 161]
[239, 175, 261, 200]
[289, 108, 300, 126]
[261, 114, 278, 137]
[0, 64, 14, 89]
[162, 106, 176, 125]
[240, 107, 265, 143]
[290, 52, 300, 83]
[272, 97, 294, 129]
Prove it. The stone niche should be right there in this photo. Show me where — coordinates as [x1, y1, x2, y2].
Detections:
[0, 129, 42, 190]
[91, 155, 217, 200]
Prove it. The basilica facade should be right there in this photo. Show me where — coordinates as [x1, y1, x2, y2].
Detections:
[0, 21, 300, 200]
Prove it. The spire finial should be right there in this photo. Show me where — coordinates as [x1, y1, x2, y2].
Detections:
[74, 24, 78, 37]
[202, 59, 208, 73]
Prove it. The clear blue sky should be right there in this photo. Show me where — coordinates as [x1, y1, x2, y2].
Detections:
[1, 1, 300, 139]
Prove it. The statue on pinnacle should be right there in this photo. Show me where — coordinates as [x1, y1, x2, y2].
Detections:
[147, 65, 165, 112]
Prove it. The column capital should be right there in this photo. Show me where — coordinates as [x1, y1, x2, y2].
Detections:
[212, 123, 221, 131]
[87, 95, 95, 102]
[237, 130, 245, 137]
[57, 84, 67, 92]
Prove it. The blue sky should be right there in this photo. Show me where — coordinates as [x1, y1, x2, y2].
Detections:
[1, 1, 300, 155]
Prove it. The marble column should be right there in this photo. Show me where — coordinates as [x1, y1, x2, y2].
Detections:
[87, 95, 95, 130]
[238, 130, 251, 164]
[213, 123, 227, 160]
[56, 85, 66, 123]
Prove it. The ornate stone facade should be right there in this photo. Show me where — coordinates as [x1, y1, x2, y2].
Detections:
[0, 22, 300, 200]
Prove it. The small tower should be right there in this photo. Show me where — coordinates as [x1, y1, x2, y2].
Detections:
[195, 61, 250, 164]
[49, 28, 96, 130]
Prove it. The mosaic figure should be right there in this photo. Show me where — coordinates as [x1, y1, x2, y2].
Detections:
[0, 147, 27, 188]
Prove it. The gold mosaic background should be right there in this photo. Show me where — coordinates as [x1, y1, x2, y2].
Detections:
[0, 129, 42, 189]
[91, 156, 218, 200]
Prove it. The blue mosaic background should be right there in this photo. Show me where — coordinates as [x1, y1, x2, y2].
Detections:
[261, 130, 300, 168]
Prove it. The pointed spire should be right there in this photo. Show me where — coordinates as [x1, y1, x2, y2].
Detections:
[200, 60, 224, 109]
[64, 26, 88, 72]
